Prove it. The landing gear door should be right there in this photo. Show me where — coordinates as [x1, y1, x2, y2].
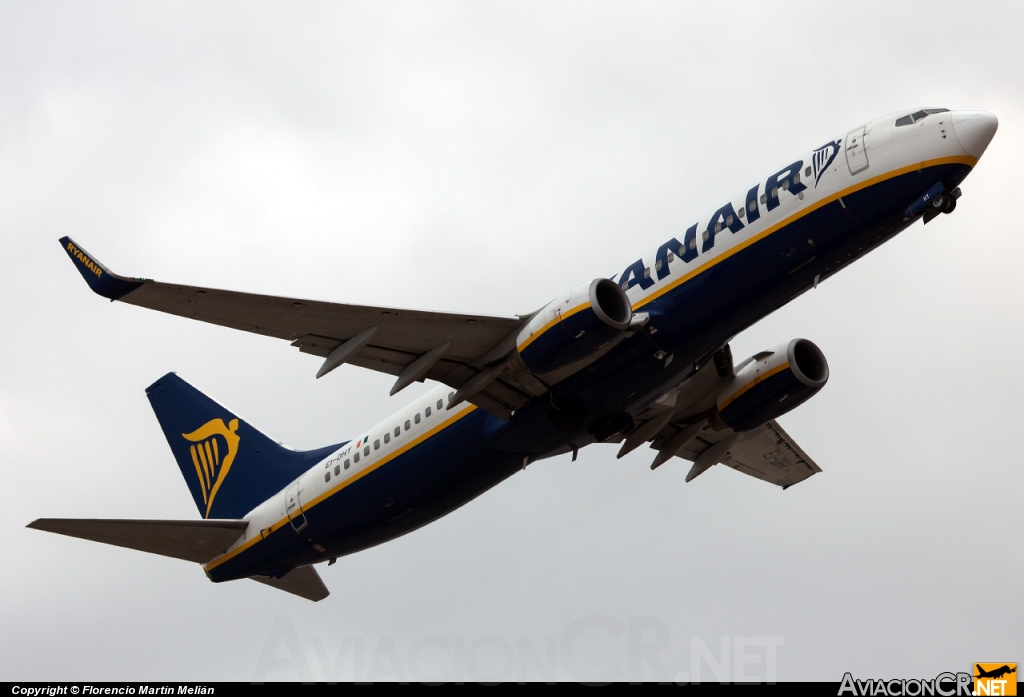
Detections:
[285, 481, 307, 533]
[845, 126, 869, 175]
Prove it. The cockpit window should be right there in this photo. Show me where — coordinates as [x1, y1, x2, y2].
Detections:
[895, 108, 949, 127]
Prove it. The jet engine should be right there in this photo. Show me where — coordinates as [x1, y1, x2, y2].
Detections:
[711, 339, 829, 432]
[514, 278, 633, 374]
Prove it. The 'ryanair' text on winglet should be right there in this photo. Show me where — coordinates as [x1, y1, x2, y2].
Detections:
[59, 237, 145, 301]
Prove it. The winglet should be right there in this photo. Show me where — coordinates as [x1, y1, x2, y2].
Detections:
[59, 237, 145, 300]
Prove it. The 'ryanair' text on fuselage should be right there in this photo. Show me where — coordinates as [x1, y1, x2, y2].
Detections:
[619, 160, 807, 291]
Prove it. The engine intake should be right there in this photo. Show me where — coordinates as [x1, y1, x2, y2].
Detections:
[712, 338, 829, 432]
[515, 278, 632, 374]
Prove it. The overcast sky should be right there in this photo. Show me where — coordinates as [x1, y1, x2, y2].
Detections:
[2, 0, 1021, 682]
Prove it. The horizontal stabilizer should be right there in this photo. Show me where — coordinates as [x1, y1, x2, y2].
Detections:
[27, 518, 248, 564]
[251, 566, 330, 602]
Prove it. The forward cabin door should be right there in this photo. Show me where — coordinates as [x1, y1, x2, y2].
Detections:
[845, 126, 870, 175]
[285, 481, 307, 532]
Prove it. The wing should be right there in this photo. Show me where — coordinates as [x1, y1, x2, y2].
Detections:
[27, 518, 248, 564]
[660, 419, 821, 489]
[60, 237, 534, 418]
[617, 348, 821, 489]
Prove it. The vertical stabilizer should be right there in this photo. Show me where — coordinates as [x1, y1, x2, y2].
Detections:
[146, 373, 343, 519]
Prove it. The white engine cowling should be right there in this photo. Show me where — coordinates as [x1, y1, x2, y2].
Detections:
[711, 338, 829, 432]
[514, 278, 632, 374]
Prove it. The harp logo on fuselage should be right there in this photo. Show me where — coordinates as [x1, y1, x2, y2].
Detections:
[812, 139, 841, 187]
[183, 418, 240, 518]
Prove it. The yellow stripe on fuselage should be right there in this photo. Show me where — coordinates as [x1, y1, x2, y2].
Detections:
[718, 362, 790, 411]
[634, 155, 976, 312]
[516, 301, 591, 353]
[203, 404, 479, 572]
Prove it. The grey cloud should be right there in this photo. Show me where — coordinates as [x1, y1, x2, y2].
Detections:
[1, 0, 1021, 681]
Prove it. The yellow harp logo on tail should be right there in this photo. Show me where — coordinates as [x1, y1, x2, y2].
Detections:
[182, 418, 240, 518]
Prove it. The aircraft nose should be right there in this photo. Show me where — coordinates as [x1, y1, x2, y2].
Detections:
[952, 111, 998, 159]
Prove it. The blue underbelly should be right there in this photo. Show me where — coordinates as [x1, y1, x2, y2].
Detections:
[210, 161, 971, 581]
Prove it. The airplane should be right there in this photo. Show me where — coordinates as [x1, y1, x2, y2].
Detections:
[30, 107, 998, 601]
[975, 665, 1016, 680]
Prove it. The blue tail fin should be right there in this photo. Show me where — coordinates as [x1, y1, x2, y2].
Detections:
[146, 373, 343, 519]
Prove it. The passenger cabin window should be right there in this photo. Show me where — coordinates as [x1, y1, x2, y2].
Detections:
[384, 433, 390, 444]
[394, 426, 400, 437]
[738, 207, 744, 218]
[415, 413, 421, 424]
[325, 472, 331, 483]
[334, 465, 340, 476]
[425, 406, 432, 417]
[363, 445, 370, 456]
[353, 452, 360, 463]
[405, 420, 411, 431]
[805, 166, 812, 177]
[344, 458, 350, 469]
[437, 399, 443, 410]
[374, 439, 380, 450]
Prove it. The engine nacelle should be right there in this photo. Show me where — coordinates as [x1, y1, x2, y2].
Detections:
[712, 338, 829, 432]
[514, 278, 633, 374]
